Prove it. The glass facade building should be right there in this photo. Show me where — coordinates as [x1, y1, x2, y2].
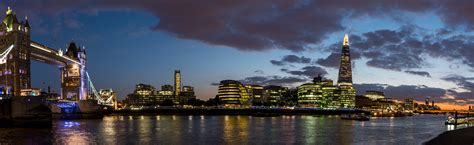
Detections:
[245, 85, 264, 104]
[296, 34, 356, 109]
[297, 80, 341, 108]
[180, 86, 196, 104]
[263, 85, 288, 106]
[297, 83, 322, 107]
[338, 85, 356, 108]
[217, 80, 250, 106]
[125, 84, 159, 106]
[158, 84, 176, 104]
[337, 34, 356, 108]
[174, 70, 181, 97]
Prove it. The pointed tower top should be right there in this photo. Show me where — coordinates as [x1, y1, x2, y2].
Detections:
[6, 7, 12, 15]
[24, 16, 30, 27]
[12, 12, 18, 24]
[343, 34, 349, 46]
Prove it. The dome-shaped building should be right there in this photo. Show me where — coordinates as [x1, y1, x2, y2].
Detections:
[217, 80, 250, 107]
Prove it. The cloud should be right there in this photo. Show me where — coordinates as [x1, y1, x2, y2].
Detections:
[316, 53, 340, 68]
[355, 82, 474, 106]
[341, 26, 428, 71]
[316, 52, 361, 68]
[281, 66, 327, 78]
[442, 75, 474, 101]
[270, 55, 311, 66]
[10, 0, 474, 52]
[269, 60, 284, 66]
[404, 70, 431, 77]
[355, 83, 447, 101]
[327, 25, 474, 73]
[254, 70, 264, 75]
[438, 1, 474, 31]
[239, 75, 306, 86]
[366, 53, 425, 71]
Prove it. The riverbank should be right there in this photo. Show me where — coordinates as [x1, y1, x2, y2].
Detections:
[112, 108, 370, 116]
[425, 126, 474, 145]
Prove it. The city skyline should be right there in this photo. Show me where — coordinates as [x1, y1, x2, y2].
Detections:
[1, 1, 474, 110]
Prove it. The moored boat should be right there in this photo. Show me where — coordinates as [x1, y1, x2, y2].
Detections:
[445, 115, 471, 125]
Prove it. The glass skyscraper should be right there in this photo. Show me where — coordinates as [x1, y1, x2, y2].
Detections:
[174, 70, 181, 97]
[337, 34, 355, 108]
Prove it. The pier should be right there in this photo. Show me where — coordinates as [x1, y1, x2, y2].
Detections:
[0, 96, 51, 127]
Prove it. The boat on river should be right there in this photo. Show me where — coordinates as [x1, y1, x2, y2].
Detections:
[445, 115, 473, 125]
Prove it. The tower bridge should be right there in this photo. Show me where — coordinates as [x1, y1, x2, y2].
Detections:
[0, 7, 114, 107]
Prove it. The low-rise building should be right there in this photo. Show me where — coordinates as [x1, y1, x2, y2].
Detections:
[245, 85, 264, 105]
[263, 85, 287, 106]
[125, 84, 159, 107]
[157, 84, 175, 105]
[297, 75, 351, 108]
[180, 86, 196, 104]
[404, 98, 415, 110]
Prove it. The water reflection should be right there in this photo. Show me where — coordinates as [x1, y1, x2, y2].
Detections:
[62, 121, 80, 128]
[447, 124, 456, 131]
[0, 115, 449, 145]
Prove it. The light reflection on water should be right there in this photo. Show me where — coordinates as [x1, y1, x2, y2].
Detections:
[0, 114, 448, 145]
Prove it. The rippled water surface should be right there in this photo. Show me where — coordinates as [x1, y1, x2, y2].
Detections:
[0, 114, 449, 145]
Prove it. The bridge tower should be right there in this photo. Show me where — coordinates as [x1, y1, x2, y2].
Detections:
[0, 7, 32, 96]
[61, 42, 87, 100]
[0, 7, 94, 103]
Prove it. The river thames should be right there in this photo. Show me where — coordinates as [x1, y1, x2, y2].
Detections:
[0, 114, 450, 144]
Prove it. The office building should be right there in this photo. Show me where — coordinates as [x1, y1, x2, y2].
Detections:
[404, 98, 414, 110]
[245, 85, 264, 105]
[180, 86, 196, 104]
[297, 83, 322, 107]
[174, 70, 181, 97]
[337, 34, 356, 108]
[338, 34, 353, 86]
[263, 85, 288, 106]
[125, 84, 159, 106]
[161, 85, 173, 92]
[298, 77, 341, 108]
[157, 84, 175, 104]
[296, 35, 357, 108]
[281, 88, 298, 106]
[217, 80, 250, 106]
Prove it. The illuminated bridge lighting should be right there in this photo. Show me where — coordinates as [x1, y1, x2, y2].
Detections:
[30, 42, 82, 65]
[0, 45, 14, 64]
[56, 101, 78, 109]
[30, 42, 52, 53]
[63, 121, 80, 128]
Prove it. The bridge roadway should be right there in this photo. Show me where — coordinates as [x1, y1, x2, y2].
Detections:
[29, 41, 81, 66]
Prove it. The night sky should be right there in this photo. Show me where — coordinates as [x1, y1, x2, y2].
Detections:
[1, 0, 474, 109]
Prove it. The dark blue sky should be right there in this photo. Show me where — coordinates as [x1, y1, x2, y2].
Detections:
[2, 0, 474, 109]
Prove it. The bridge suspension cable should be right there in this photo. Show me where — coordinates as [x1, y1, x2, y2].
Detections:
[85, 71, 114, 106]
[0, 45, 15, 64]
